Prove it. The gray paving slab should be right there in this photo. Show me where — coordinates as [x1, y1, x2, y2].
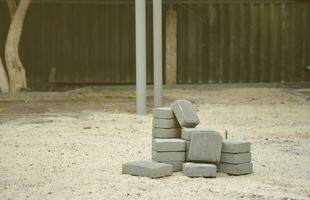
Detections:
[122, 161, 173, 178]
[152, 138, 186, 152]
[186, 140, 190, 150]
[220, 153, 252, 164]
[171, 100, 200, 128]
[188, 131, 223, 163]
[153, 118, 180, 129]
[152, 151, 186, 162]
[186, 151, 189, 161]
[218, 162, 253, 175]
[152, 128, 181, 138]
[153, 107, 175, 119]
[160, 161, 184, 172]
[222, 139, 251, 153]
[181, 128, 217, 141]
[183, 162, 217, 178]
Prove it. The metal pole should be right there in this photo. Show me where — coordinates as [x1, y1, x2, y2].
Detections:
[135, 0, 147, 115]
[153, 0, 163, 108]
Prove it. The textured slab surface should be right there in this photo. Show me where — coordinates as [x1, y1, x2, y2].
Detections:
[153, 107, 175, 119]
[153, 118, 180, 129]
[152, 151, 186, 162]
[160, 161, 184, 172]
[222, 139, 251, 153]
[188, 131, 223, 163]
[220, 153, 252, 164]
[183, 162, 217, 178]
[152, 128, 181, 138]
[171, 100, 200, 128]
[219, 162, 253, 175]
[181, 128, 216, 141]
[122, 161, 172, 178]
[152, 139, 186, 152]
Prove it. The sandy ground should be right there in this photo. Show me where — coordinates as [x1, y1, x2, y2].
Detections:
[0, 84, 309, 200]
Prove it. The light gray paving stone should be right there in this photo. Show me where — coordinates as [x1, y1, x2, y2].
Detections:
[222, 139, 251, 153]
[153, 107, 175, 119]
[220, 153, 252, 164]
[183, 162, 217, 178]
[160, 161, 184, 172]
[152, 139, 186, 152]
[181, 128, 216, 141]
[171, 100, 200, 128]
[188, 131, 223, 163]
[152, 151, 185, 162]
[152, 128, 181, 138]
[153, 118, 180, 129]
[122, 161, 172, 178]
[218, 162, 253, 175]
[186, 140, 190, 150]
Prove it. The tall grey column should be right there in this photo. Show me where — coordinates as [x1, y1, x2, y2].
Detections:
[153, 0, 163, 108]
[135, 0, 147, 115]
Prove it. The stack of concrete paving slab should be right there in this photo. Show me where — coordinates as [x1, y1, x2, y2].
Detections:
[218, 139, 253, 175]
[152, 107, 186, 172]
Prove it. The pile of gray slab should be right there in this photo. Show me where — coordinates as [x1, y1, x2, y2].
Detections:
[122, 100, 253, 178]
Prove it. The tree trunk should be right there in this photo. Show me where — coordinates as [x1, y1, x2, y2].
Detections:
[6, 0, 17, 18]
[5, 0, 31, 92]
[0, 57, 9, 92]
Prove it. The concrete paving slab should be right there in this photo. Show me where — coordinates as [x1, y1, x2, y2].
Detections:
[122, 161, 173, 178]
[220, 153, 252, 164]
[183, 162, 217, 178]
[152, 151, 186, 162]
[181, 128, 216, 141]
[152, 138, 186, 152]
[153, 107, 175, 119]
[160, 161, 184, 172]
[171, 100, 200, 128]
[152, 128, 181, 138]
[188, 131, 223, 163]
[153, 118, 180, 128]
[219, 162, 253, 175]
[186, 140, 190, 150]
[222, 139, 251, 153]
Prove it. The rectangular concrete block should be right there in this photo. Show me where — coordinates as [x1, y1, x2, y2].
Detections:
[220, 153, 252, 164]
[181, 128, 217, 141]
[186, 140, 190, 150]
[183, 162, 217, 178]
[160, 161, 184, 172]
[122, 161, 172, 178]
[153, 118, 180, 129]
[152, 128, 181, 138]
[152, 138, 186, 152]
[188, 131, 223, 163]
[218, 162, 253, 175]
[171, 100, 200, 128]
[153, 107, 175, 119]
[152, 151, 185, 162]
[222, 139, 251, 153]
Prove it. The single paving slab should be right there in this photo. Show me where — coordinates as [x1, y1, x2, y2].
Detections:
[171, 100, 200, 128]
[152, 151, 186, 162]
[220, 152, 252, 164]
[222, 139, 251, 153]
[183, 162, 217, 178]
[181, 128, 217, 141]
[219, 162, 253, 175]
[152, 128, 181, 138]
[153, 107, 175, 119]
[122, 161, 173, 178]
[160, 161, 184, 172]
[153, 118, 180, 129]
[152, 138, 186, 152]
[188, 131, 223, 163]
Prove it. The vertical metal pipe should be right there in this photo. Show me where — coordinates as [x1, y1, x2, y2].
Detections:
[153, 0, 163, 108]
[135, 0, 147, 114]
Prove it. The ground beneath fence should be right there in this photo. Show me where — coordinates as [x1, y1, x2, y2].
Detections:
[0, 84, 309, 200]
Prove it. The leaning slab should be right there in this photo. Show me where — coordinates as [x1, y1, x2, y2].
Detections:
[188, 131, 223, 163]
[181, 128, 216, 141]
[220, 153, 252, 164]
[219, 162, 253, 175]
[152, 151, 185, 162]
[160, 161, 184, 172]
[122, 161, 172, 178]
[222, 139, 251, 153]
[183, 162, 217, 178]
[153, 107, 175, 119]
[152, 139, 186, 152]
[171, 100, 200, 128]
[152, 128, 181, 138]
[153, 118, 180, 129]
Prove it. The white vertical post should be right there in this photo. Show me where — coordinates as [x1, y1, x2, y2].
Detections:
[135, 0, 147, 115]
[153, 0, 163, 108]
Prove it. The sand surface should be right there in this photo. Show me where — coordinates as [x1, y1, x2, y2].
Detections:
[0, 84, 309, 200]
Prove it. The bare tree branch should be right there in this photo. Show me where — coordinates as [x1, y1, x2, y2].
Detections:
[6, 0, 18, 18]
